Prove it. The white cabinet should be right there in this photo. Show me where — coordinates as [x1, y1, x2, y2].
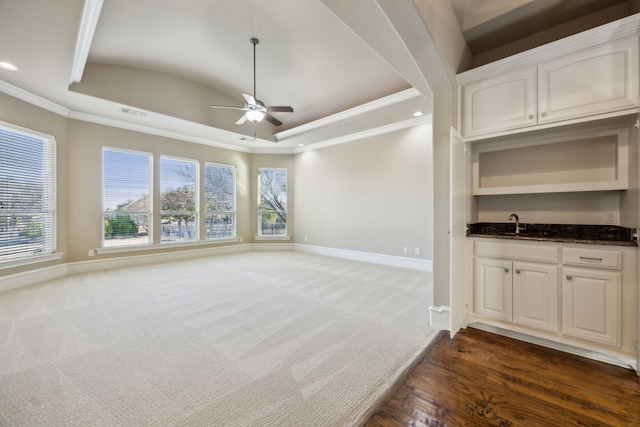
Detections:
[474, 242, 559, 331]
[461, 67, 536, 137]
[459, 37, 639, 139]
[561, 247, 622, 346]
[538, 38, 638, 125]
[513, 262, 559, 332]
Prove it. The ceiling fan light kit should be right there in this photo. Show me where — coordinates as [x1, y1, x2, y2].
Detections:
[211, 37, 293, 130]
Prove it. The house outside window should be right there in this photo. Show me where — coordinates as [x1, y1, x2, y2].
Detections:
[161, 156, 198, 243]
[205, 162, 235, 239]
[0, 123, 56, 261]
[258, 168, 287, 236]
[102, 148, 152, 247]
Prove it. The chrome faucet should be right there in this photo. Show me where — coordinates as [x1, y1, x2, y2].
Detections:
[509, 213, 525, 235]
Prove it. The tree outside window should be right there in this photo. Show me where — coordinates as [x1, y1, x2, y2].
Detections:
[160, 157, 198, 243]
[258, 168, 287, 236]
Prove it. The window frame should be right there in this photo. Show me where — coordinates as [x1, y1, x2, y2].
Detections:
[257, 167, 288, 237]
[101, 147, 153, 248]
[204, 161, 236, 240]
[0, 121, 57, 263]
[160, 155, 199, 244]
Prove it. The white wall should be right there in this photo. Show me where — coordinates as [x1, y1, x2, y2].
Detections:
[294, 123, 433, 260]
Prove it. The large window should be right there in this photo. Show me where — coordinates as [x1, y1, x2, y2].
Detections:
[161, 156, 198, 243]
[102, 148, 152, 247]
[258, 168, 287, 236]
[0, 123, 56, 261]
[205, 162, 235, 239]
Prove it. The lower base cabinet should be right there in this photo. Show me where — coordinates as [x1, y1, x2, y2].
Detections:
[561, 267, 621, 346]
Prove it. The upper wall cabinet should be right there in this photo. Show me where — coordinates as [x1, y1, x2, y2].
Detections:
[459, 35, 639, 140]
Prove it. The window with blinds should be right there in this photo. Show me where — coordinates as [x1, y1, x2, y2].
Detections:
[204, 162, 235, 240]
[160, 156, 198, 243]
[258, 168, 287, 236]
[0, 123, 56, 261]
[102, 148, 152, 247]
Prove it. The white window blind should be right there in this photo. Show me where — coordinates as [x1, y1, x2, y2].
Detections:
[102, 148, 152, 247]
[258, 168, 287, 236]
[0, 124, 56, 261]
[160, 156, 198, 243]
[204, 162, 235, 240]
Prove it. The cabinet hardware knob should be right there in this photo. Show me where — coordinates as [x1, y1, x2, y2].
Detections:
[515, 269, 521, 274]
[528, 114, 534, 119]
[541, 111, 548, 117]
[504, 268, 509, 273]
[566, 275, 572, 280]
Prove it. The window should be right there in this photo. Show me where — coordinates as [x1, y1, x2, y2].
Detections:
[258, 168, 287, 236]
[102, 148, 152, 247]
[161, 156, 198, 243]
[0, 123, 56, 261]
[204, 163, 235, 239]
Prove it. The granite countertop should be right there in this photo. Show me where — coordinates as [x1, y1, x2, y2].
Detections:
[467, 222, 638, 246]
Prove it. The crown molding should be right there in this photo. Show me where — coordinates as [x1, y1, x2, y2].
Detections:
[70, 0, 104, 84]
[0, 79, 71, 116]
[274, 87, 422, 141]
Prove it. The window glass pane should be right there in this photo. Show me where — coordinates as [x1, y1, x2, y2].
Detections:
[0, 125, 56, 261]
[161, 157, 198, 243]
[102, 149, 151, 247]
[205, 163, 235, 239]
[258, 168, 287, 236]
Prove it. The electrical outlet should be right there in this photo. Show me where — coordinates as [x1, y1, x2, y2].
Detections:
[304, 236, 308, 243]
[605, 212, 617, 224]
[88, 249, 95, 257]
[414, 248, 420, 255]
[403, 247, 408, 254]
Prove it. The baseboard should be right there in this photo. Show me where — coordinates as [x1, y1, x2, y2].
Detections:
[469, 322, 638, 374]
[293, 244, 432, 271]
[0, 263, 68, 293]
[429, 305, 451, 330]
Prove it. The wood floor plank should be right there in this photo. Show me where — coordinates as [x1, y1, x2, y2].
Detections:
[364, 327, 640, 427]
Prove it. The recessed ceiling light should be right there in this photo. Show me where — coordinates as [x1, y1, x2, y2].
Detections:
[0, 62, 18, 71]
[298, 144, 305, 147]
[413, 111, 424, 117]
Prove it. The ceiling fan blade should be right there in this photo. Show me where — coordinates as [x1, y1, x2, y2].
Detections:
[235, 114, 248, 125]
[264, 114, 283, 127]
[210, 105, 243, 110]
[242, 93, 257, 105]
[267, 106, 294, 113]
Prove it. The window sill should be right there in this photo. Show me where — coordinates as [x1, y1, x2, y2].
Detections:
[96, 237, 243, 255]
[254, 235, 291, 241]
[0, 252, 65, 270]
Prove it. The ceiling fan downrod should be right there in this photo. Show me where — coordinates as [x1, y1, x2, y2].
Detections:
[250, 38, 259, 100]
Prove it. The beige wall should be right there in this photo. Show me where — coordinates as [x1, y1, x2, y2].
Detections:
[293, 123, 433, 259]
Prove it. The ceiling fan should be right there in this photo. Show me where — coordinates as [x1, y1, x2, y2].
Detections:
[210, 38, 293, 127]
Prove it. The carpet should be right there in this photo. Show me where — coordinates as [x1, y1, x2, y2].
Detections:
[0, 251, 437, 426]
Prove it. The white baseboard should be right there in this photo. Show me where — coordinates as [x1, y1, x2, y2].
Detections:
[0, 264, 68, 293]
[429, 305, 451, 330]
[293, 244, 432, 271]
[1, 243, 429, 293]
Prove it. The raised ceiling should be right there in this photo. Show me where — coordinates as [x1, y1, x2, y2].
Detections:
[0, 0, 636, 152]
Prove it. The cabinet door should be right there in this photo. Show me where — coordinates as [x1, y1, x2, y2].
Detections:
[475, 258, 512, 321]
[461, 67, 536, 137]
[562, 267, 621, 346]
[513, 262, 558, 332]
[538, 37, 639, 124]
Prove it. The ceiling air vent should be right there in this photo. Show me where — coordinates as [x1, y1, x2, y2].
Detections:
[119, 107, 148, 118]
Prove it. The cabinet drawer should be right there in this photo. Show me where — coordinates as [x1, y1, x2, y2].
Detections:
[475, 241, 558, 263]
[562, 247, 621, 270]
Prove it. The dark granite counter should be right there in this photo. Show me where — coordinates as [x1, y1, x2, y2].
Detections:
[467, 222, 638, 246]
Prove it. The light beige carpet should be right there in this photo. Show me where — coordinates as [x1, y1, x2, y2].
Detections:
[0, 251, 437, 426]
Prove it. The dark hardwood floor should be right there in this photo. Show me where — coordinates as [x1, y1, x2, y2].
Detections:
[364, 327, 640, 426]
